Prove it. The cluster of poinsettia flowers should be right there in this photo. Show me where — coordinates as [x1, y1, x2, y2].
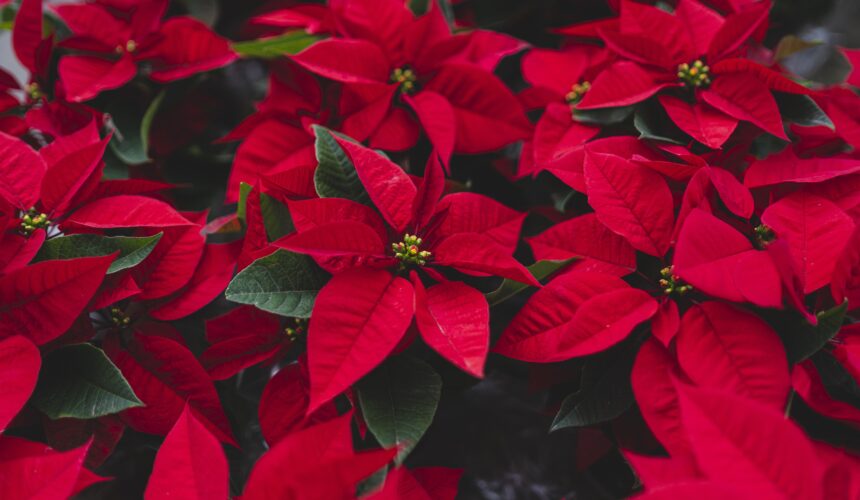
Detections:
[3, 0, 860, 497]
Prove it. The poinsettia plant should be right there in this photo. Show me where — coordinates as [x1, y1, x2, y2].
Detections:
[2, 0, 860, 498]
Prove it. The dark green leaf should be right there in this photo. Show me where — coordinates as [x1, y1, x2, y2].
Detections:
[573, 105, 634, 126]
[233, 31, 322, 59]
[225, 249, 329, 317]
[486, 259, 573, 306]
[775, 92, 834, 130]
[140, 90, 166, 158]
[633, 100, 686, 144]
[32, 344, 142, 419]
[811, 351, 860, 411]
[782, 301, 847, 364]
[237, 182, 253, 224]
[312, 126, 371, 204]
[551, 342, 638, 431]
[357, 356, 441, 464]
[260, 192, 294, 240]
[34, 233, 163, 274]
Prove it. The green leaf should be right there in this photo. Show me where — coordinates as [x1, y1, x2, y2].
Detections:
[573, 105, 634, 126]
[31, 344, 142, 419]
[357, 356, 441, 464]
[233, 31, 323, 59]
[486, 259, 574, 306]
[551, 342, 638, 431]
[34, 233, 163, 274]
[811, 351, 860, 411]
[782, 301, 848, 364]
[775, 93, 834, 130]
[140, 90, 166, 158]
[633, 100, 686, 144]
[237, 181, 254, 224]
[260, 192, 294, 240]
[225, 249, 329, 318]
[312, 126, 372, 204]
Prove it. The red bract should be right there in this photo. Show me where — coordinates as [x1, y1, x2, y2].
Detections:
[276, 135, 535, 409]
[291, 1, 530, 162]
[565, 0, 810, 145]
[55, 0, 237, 101]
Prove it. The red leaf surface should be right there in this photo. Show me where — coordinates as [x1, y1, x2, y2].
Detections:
[658, 96, 738, 149]
[106, 333, 236, 446]
[744, 149, 860, 187]
[258, 362, 338, 446]
[201, 306, 282, 380]
[144, 405, 229, 500]
[494, 272, 653, 362]
[761, 191, 854, 293]
[275, 220, 388, 257]
[0, 336, 40, 432]
[675, 384, 823, 499]
[333, 135, 417, 232]
[527, 213, 637, 273]
[242, 413, 396, 499]
[577, 61, 671, 109]
[133, 218, 207, 300]
[63, 195, 192, 229]
[0, 255, 113, 345]
[433, 192, 526, 253]
[0, 131, 46, 209]
[40, 136, 110, 217]
[292, 39, 390, 83]
[702, 73, 788, 140]
[583, 152, 674, 257]
[0, 437, 103, 499]
[674, 209, 782, 308]
[369, 467, 463, 500]
[676, 302, 790, 408]
[11, 0, 42, 75]
[145, 17, 237, 82]
[432, 233, 539, 286]
[407, 91, 456, 167]
[307, 269, 415, 412]
[414, 278, 489, 378]
[58, 54, 137, 102]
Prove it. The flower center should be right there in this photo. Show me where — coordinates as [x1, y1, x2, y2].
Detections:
[677, 59, 711, 88]
[754, 224, 775, 248]
[26, 82, 43, 101]
[284, 318, 308, 342]
[392, 234, 431, 266]
[115, 40, 137, 54]
[110, 307, 131, 328]
[565, 81, 591, 106]
[659, 266, 692, 296]
[390, 66, 417, 94]
[19, 208, 50, 235]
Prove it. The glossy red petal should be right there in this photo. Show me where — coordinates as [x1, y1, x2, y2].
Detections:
[584, 152, 674, 257]
[675, 384, 822, 499]
[369, 466, 463, 500]
[333, 135, 417, 232]
[106, 333, 236, 446]
[0, 336, 40, 432]
[12, 0, 42, 74]
[0, 255, 113, 345]
[40, 136, 110, 217]
[0, 437, 98, 499]
[274, 221, 388, 258]
[0, 131, 46, 209]
[133, 219, 207, 300]
[493, 271, 628, 362]
[527, 213, 637, 272]
[423, 63, 531, 153]
[761, 191, 854, 293]
[705, 166, 753, 219]
[258, 363, 338, 446]
[292, 38, 390, 84]
[674, 209, 782, 308]
[150, 241, 242, 320]
[433, 192, 525, 253]
[144, 17, 237, 82]
[406, 91, 456, 168]
[58, 54, 137, 102]
[432, 233, 539, 286]
[577, 61, 671, 110]
[307, 269, 414, 412]
[677, 302, 790, 408]
[63, 195, 192, 229]
[744, 148, 860, 187]
[701, 73, 787, 140]
[414, 278, 489, 378]
[658, 96, 738, 149]
[706, 1, 770, 61]
[144, 405, 229, 500]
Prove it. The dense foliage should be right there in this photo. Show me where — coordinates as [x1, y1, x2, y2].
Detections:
[1, 0, 860, 498]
